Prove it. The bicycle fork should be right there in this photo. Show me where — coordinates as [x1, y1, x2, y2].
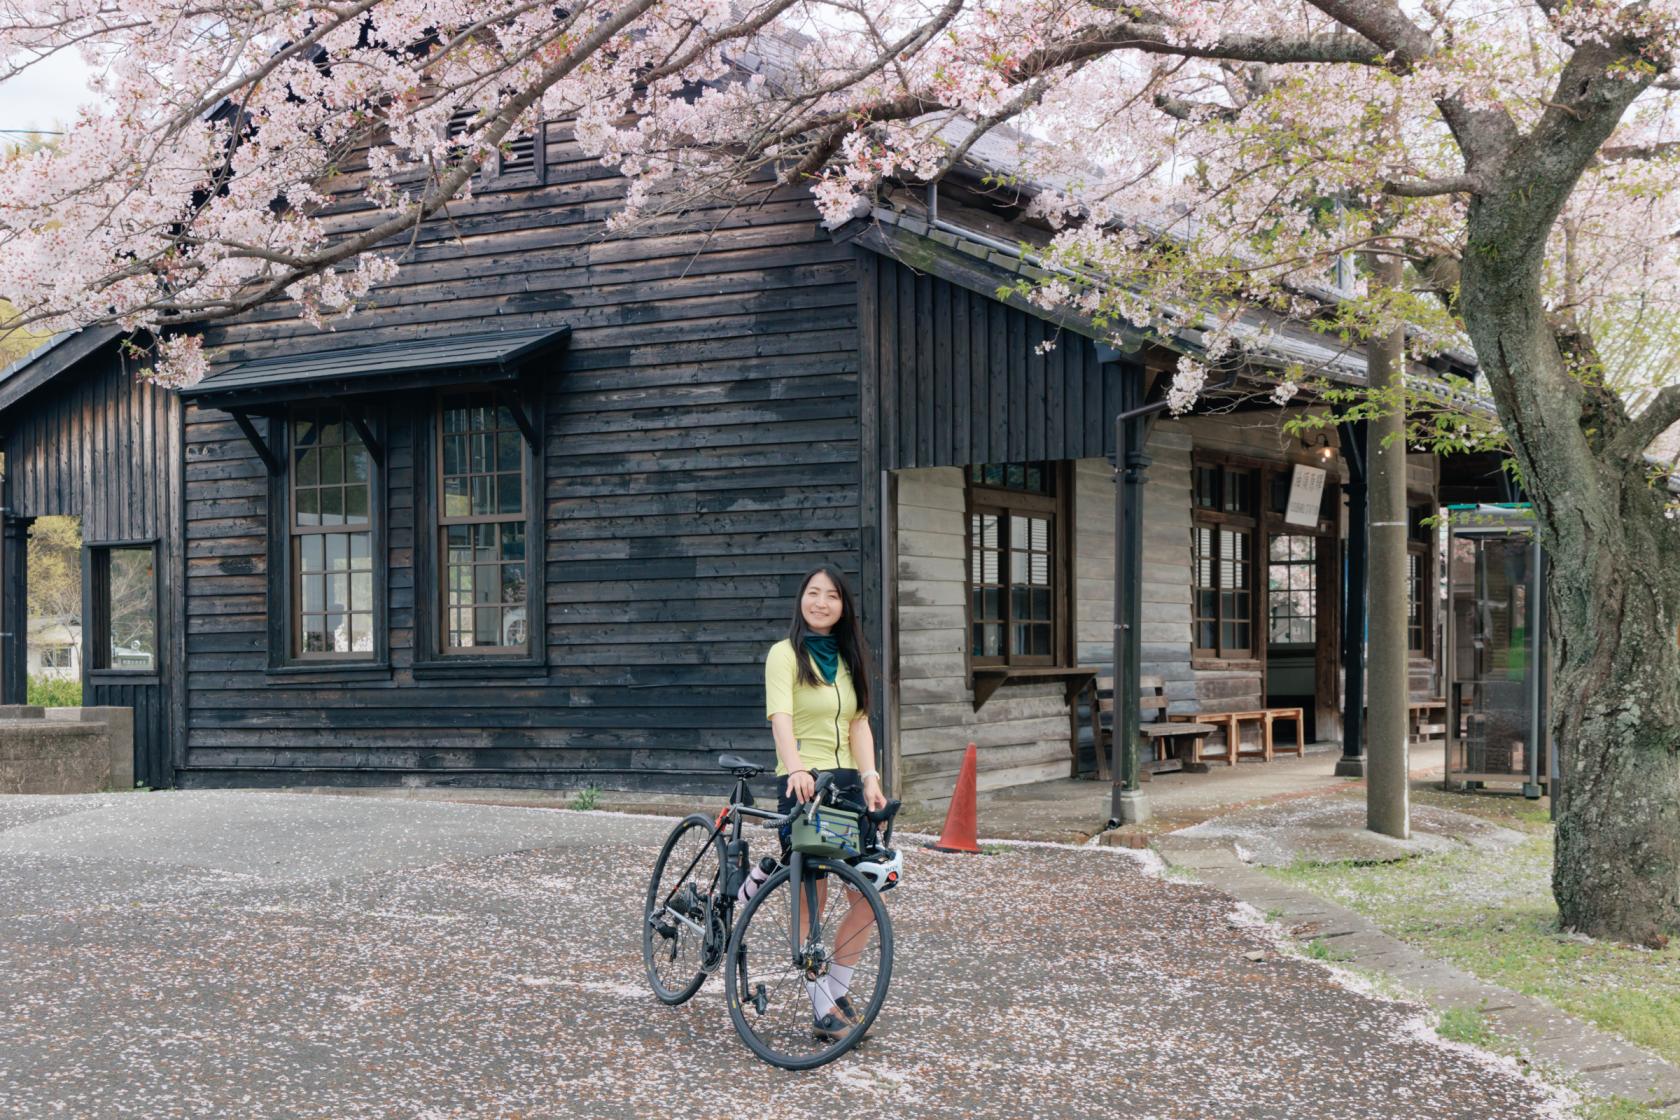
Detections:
[787, 851, 827, 975]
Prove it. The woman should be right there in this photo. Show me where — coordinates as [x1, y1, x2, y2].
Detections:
[764, 564, 887, 1037]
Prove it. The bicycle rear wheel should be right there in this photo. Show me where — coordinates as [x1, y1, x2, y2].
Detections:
[724, 856, 892, 1070]
[643, 813, 728, 1005]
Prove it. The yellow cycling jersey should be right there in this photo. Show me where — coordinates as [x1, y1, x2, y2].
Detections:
[764, 638, 858, 775]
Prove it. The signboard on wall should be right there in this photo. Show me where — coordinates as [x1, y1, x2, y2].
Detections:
[1284, 464, 1327, 526]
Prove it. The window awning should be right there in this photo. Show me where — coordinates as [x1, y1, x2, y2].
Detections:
[180, 326, 570, 409]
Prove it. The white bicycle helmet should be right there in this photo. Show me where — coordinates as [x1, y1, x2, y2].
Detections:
[853, 847, 903, 892]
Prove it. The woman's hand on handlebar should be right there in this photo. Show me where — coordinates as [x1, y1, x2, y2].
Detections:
[862, 774, 887, 813]
[788, 769, 816, 803]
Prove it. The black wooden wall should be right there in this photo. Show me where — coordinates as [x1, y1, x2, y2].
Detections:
[858, 250, 1127, 475]
[178, 122, 864, 791]
[0, 343, 185, 787]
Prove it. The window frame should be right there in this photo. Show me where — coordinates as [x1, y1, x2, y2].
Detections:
[1407, 497, 1436, 659]
[1266, 533, 1318, 648]
[265, 407, 391, 675]
[414, 387, 546, 675]
[1191, 460, 1261, 663]
[963, 462, 1072, 671]
[86, 539, 160, 679]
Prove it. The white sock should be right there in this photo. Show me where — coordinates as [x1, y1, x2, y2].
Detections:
[821, 962, 855, 1004]
[806, 978, 837, 1018]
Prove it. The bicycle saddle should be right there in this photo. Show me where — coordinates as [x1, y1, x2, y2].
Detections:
[717, 753, 765, 776]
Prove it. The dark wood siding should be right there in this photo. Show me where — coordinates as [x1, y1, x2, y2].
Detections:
[179, 123, 863, 792]
[0, 343, 184, 787]
[858, 251, 1124, 472]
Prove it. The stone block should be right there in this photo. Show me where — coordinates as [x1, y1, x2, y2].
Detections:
[0, 713, 117, 794]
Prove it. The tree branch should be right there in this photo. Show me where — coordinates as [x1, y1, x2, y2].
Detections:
[1303, 0, 1434, 68]
[1153, 93, 1240, 123]
[1611, 383, 1680, 463]
[1380, 174, 1478, 196]
[1015, 17, 1389, 73]
[1599, 139, 1680, 162]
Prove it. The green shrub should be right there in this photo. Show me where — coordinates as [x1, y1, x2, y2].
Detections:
[569, 785, 601, 811]
[26, 675, 81, 708]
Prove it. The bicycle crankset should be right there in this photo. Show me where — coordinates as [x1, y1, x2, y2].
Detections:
[700, 905, 728, 973]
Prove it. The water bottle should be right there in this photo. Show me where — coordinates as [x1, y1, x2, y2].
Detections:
[737, 855, 779, 904]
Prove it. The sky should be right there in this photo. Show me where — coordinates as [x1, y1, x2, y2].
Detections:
[0, 51, 96, 139]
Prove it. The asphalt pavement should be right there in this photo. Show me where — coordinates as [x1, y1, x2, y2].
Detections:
[0, 790, 1566, 1119]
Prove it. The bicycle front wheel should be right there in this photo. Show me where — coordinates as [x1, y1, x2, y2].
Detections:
[643, 813, 728, 1005]
[724, 856, 892, 1070]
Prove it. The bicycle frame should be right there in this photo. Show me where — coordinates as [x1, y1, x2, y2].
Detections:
[658, 771, 827, 968]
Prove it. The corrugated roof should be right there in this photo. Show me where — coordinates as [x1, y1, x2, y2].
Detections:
[182, 326, 570, 406]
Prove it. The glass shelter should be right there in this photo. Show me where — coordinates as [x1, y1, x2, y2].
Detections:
[1443, 505, 1550, 798]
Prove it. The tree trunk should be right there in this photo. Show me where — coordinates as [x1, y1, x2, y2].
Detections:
[1460, 231, 1680, 945]
[1544, 474, 1680, 946]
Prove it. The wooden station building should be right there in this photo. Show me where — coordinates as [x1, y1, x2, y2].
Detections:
[0, 121, 1467, 801]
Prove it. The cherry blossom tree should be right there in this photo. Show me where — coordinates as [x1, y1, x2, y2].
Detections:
[4, 0, 1680, 942]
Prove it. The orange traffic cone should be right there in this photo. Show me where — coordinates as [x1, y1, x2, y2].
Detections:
[926, 742, 982, 854]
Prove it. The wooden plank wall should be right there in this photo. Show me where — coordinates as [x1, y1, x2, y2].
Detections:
[179, 122, 862, 792]
[0, 343, 184, 787]
[893, 467, 1071, 802]
[859, 252, 1123, 474]
[857, 251, 1143, 802]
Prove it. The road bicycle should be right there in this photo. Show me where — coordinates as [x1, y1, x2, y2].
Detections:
[642, 754, 900, 1070]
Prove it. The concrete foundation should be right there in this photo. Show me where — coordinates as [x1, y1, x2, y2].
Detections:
[0, 708, 135, 794]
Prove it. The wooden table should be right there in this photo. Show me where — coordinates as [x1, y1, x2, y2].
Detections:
[1408, 700, 1447, 748]
[1169, 711, 1266, 766]
[1170, 707, 1304, 763]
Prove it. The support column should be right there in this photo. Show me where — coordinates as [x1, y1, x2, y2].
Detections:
[1366, 254, 1411, 839]
[1337, 420, 1368, 778]
[1110, 370, 1153, 827]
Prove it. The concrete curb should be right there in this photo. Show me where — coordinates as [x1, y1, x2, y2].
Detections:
[1159, 846, 1680, 1114]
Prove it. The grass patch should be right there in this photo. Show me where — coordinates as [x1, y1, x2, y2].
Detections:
[1577, 1098, 1675, 1120]
[1269, 791, 1680, 1066]
[1436, 1007, 1492, 1046]
[1304, 937, 1352, 962]
[568, 786, 601, 812]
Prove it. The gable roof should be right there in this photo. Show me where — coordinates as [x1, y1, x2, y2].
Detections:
[0, 326, 124, 415]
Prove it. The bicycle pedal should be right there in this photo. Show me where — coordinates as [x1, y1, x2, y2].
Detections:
[752, 983, 767, 1016]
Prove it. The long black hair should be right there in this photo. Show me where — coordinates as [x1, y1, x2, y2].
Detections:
[787, 565, 872, 713]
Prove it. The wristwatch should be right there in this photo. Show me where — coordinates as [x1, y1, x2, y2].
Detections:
[860, 769, 880, 782]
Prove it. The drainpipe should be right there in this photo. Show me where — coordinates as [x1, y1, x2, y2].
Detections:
[1107, 365, 1238, 831]
[1109, 372, 1159, 827]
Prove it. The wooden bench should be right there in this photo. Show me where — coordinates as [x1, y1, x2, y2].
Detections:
[1087, 674, 1219, 780]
